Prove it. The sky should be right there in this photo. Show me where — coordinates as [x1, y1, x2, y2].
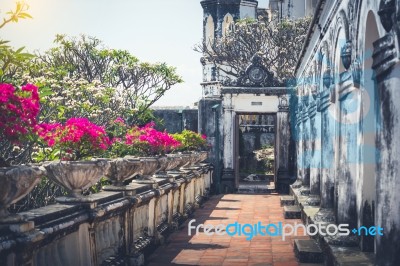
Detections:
[1, 0, 269, 107]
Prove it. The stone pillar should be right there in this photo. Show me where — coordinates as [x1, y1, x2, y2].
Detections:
[319, 70, 335, 209]
[372, 16, 400, 262]
[221, 93, 235, 192]
[276, 96, 291, 193]
[302, 99, 311, 189]
[198, 97, 223, 193]
[308, 95, 321, 205]
[336, 69, 358, 229]
[295, 106, 304, 186]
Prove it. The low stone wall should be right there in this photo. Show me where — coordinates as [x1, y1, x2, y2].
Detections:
[0, 163, 213, 266]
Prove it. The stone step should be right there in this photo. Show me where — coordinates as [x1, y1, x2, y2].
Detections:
[294, 239, 324, 263]
[329, 246, 375, 266]
[280, 195, 295, 206]
[284, 205, 301, 219]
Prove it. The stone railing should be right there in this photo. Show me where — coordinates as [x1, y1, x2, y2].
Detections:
[0, 152, 212, 266]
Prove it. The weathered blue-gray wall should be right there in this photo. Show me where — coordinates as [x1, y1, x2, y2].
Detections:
[292, 0, 400, 264]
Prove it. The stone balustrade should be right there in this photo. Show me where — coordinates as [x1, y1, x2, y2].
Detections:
[0, 153, 212, 266]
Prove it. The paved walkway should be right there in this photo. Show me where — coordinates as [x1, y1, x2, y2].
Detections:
[147, 194, 310, 266]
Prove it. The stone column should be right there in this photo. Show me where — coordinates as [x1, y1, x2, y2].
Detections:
[276, 96, 291, 193]
[319, 69, 336, 210]
[293, 106, 304, 188]
[336, 69, 358, 229]
[307, 95, 321, 206]
[302, 99, 311, 192]
[221, 93, 235, 192]
[372, 8, 400, 262]
[198, 96, 223, 193]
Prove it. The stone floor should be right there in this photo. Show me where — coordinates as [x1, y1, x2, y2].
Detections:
[147, 194, 311, 266]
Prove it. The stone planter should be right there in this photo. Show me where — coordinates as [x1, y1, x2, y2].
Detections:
[44, 159, 110, 198]
[126, 157, 159, 179]
[158, 156, 181, 173]
[105, 158, 142, 186]
[156, 156, 169, 173]
[191, 151, 208, 165]
[181, 151, 208, 169]
[166, 154, 183, 170]
[0, 165, 45, 223]
[173, 153, 192, 169]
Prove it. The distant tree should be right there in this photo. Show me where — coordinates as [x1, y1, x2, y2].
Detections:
[195, 15, 311, 84]
[29, 34, 183, 125]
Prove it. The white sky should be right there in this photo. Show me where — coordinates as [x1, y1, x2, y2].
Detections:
[1, 0, 269, 107]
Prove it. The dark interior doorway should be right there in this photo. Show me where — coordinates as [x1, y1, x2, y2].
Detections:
[236, 113, 276, 192]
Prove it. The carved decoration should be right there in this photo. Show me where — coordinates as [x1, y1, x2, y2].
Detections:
[222, 53, 282, 87]
[323, 68, 332, 89]
[278, 95, 289, 111]
[311, 82, 319, 100]
[374, 1, 400, 81]
[341, 41, 352, 70]
[378, 0, 395, 33]
[347, 0, 361, 38]
[351, 59, 362, 87]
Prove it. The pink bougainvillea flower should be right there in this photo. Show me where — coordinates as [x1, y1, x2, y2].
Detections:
[124, 121, 181, 155]
[0, 83, 40, 141]
[36, 118, 111, 160]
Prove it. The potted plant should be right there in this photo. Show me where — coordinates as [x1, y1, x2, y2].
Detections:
[172, 130, 209, 167]
[0, 83, 40, 167]
[37, 118, 111, 197]
[0, 83, 47, 221]
[114, 122, 181, 180]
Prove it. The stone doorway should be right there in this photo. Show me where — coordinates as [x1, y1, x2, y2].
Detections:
[236, 113, 276, 192]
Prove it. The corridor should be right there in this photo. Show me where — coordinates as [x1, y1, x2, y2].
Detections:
[147, 194, 311, 266]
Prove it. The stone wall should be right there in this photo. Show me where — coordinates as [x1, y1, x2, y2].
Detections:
[153, 109, 198, 134]
[293, 0, 400, 264]
[0, 161, 212, 266]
